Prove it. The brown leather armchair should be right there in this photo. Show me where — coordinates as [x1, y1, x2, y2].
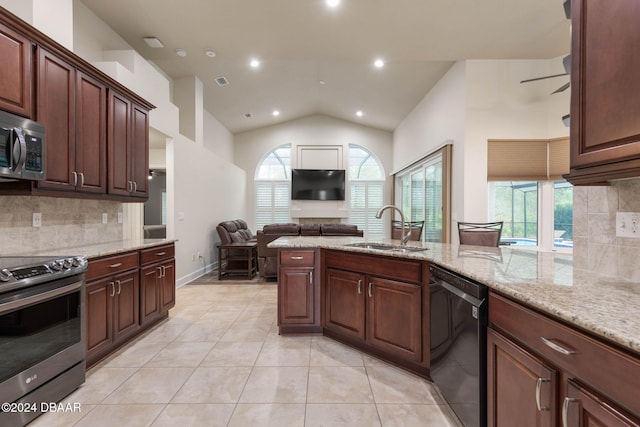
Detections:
[216, 220, 256, 271]
[257, 223, 301, 279]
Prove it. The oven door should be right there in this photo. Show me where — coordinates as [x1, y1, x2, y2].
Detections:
[0, 274, 85, 405]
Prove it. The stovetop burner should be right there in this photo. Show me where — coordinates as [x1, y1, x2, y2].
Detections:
[0, 255, 88, 293]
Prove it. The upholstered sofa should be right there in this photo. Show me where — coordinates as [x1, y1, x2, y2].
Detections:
[256, 223, 364, 278]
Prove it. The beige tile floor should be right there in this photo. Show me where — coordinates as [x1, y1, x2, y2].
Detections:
[32, 273, 461, 427]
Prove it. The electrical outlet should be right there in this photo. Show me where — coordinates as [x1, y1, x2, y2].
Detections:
[191, 253, 196, 261]
[102, 213, 108, 224]
[616, 212, 640, 238]
[117, 212, 123, 224]
[33, 212, 41, 227]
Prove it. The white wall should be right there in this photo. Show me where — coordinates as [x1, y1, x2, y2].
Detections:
[234, 114, 393, 231]
[204, 110, 234, 162]
[394, 59, 570, 242]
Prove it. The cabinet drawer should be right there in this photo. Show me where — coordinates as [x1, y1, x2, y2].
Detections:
[489, 292, 640, 418]
[140, 244, 175, 265]
[324, 250, 422, 283]
[279, 249, 315, 266]
[87, 251, 139, 281]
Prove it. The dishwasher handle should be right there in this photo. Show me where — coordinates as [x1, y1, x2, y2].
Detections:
[433, 278, 485, 308]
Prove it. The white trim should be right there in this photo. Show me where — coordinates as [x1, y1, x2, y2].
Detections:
[176, 261, 217, 287]
[390, 139, 453, 176]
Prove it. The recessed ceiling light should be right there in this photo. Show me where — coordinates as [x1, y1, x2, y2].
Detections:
[272, 110, 280, 117]
[175, 48, 187, 57]
[356, 110, 364, 117]
[143, 37, 164, 48]
[250, 58, 261, 68]
[326, 0, 341, 8]
[205, 49, 216, 58]
[374, 58, 385, 68]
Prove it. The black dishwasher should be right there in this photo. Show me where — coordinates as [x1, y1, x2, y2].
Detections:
[429, 265, 488, 427]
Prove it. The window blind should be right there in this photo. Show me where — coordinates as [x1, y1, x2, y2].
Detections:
[487, 137, 569, 181]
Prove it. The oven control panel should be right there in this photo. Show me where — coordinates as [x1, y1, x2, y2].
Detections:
[0, 256, 87, 290]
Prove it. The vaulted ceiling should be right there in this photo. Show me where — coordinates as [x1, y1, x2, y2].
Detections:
[79, 0, 570, 134]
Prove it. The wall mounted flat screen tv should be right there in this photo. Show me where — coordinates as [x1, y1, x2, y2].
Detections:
[291, 169, 346, 201]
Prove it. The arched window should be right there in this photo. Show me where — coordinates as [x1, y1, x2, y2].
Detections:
[255, 144, 292, 230]
[348, 144, 385, 237]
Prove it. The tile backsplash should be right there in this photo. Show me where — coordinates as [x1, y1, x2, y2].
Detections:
[0, 196, 124, 255]
[573, 178, 640, 281]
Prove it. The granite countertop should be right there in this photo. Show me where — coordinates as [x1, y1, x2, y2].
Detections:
[23, 238, 177, 259]
[269, 236, 640, 355]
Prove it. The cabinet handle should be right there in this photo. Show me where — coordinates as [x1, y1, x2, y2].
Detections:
[109, 281, 115, 297]
[156, 252, 167, 256]
[291, 256, 304, 260]
[162, 265, 166, 277]
[535, 378, 550, 411]
[116, 279, 121, 295]
[541, 337, 577, 355]
[79, 172, 85, 187]
[309, 271, 313, 285]
[368, 282, 373, 298]
[357, 279, 362, 294]
[72, 171, 78, 186]
[109, 263, 123, 269]
[157, 266, 163, 278]
[562, 397, 577, 427]
[127, 180, 133, 193]
[133, 181, 137, 193]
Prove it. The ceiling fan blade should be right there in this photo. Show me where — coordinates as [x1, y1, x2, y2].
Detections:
[520, 72, 569, 84]
[551, 82, 571, 94]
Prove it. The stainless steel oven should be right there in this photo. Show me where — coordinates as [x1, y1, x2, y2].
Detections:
[0, 256, 87, 427]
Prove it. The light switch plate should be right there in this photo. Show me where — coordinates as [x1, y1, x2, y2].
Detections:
[616, 212, 640, 238]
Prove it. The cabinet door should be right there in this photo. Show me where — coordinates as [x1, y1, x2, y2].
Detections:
[75, 71, 106, 194]
[324, 268, 365, 340]
[367, 276, 422, 361]
[278, 266, 315, 325]
[107, 90, 132, 196]
[130, 103, 149, 198]
[160, 260, 175, 312]
[140, 264, 161, 325]
[86, 278, 113, 360]
[36, 47, 75, 192]
[0, 22, 32, 117]
[563, 380, 640, 427]
[487, 328, 558, 427]
[568, 0, 640, 181]
[112, 270, 140, 342]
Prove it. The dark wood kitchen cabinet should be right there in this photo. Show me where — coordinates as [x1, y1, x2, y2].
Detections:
[488, 292, 640, 426]
[35, 48, 106, 195]
[108, 91, 149, 199]
[278, 249, 320, 333]
[139, 244, 175, 325]
[85, 251, 140, 366]
[0, 21, 32, 118]
[566, 0, 640, 184]
[322, 250, 428, 372]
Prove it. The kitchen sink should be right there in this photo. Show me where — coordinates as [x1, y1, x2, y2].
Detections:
[346, 242, 429, 252]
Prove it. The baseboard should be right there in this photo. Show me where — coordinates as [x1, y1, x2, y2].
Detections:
[176, 261, 218, 287]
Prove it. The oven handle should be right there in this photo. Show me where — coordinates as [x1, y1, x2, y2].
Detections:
[0, 280, 82, 314]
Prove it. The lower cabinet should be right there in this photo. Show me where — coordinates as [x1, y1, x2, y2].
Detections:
[322, 250, 427, 370]
[325, 267, 422, 363]
[140, 244, 176, 326]
[488, 292, 640, 426]
[278, 249, 320, 333]
[85, 243, 176, 367]
[86, 251, 140, 366]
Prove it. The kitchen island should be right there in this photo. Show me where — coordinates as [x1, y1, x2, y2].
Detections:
[270, 236, 640, 425]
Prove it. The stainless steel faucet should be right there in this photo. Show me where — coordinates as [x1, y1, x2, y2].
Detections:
[375, 205, 411, 245]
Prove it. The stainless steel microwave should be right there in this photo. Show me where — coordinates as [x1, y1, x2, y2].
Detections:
[0, 109, 45, 181]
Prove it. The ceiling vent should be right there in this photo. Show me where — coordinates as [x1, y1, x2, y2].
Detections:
[214, 76, 229, 87]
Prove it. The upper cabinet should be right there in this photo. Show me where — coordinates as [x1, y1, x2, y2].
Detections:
[0, 22, 32, 118]
[566, 0, 640, 185]
[107, 91, 149, 199]
[0, 7, 153, 201]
